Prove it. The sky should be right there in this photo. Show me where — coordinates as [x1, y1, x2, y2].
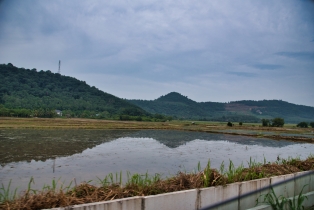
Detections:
[0, 0, 314, 106]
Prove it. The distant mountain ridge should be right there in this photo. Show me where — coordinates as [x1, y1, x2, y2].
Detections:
[128, 92, 314, 123]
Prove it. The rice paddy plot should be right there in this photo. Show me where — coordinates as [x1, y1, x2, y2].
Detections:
[1, 129, 314, 194]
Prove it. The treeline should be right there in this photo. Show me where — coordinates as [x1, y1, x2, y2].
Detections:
[119, 114, 173, 122]
[200, 114, 260, 123]
[261, 118, 285, 127]
[0, 105, 56, 118]
[296, 121, 314, 128]
[0, 105, 173, 122]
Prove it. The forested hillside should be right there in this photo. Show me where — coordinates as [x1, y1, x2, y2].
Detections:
[1, 63, 313, 123]
[0, 63, 148, 119]
[129, 92, 224, 118]
[129, 92, 260, 122]
[228, 100, 314, 123]
[129, 92, 314, 123]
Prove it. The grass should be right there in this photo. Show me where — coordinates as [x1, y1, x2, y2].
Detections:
[42, 177, 73, 193]
[1, 156, 313, 209]
[256, 185, 308, 210]
[202, 160, 212, 187]
[0, 180, 17, 204]
[126, 172, 162, 187]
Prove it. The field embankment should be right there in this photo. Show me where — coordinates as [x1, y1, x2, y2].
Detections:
[0, 117, 313, 143]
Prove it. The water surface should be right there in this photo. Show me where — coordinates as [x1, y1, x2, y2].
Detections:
[1, 129, 313, 192]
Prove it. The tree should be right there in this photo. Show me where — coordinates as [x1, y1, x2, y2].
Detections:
[297, 122, 308, 128]
[271, 117, 285, 127]
[135, 116, 142, 121]
[227, 122, 233, 127]
[119, 115, 130, 121]
[261, 119, 270, 127]
[310, 122, 314, 128]
[239, 122, 243, 126]
[166, 116, 173, 121]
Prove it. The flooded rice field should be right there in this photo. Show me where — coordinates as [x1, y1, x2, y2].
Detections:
[1, 129, 314, 192]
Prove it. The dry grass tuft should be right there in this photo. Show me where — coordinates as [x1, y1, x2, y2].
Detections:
[1, 157, 314, 209]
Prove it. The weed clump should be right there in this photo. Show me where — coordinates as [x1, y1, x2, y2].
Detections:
[1, 156, 314, 209]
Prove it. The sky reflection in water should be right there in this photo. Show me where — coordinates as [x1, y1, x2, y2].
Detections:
[0, 129, 313, 192]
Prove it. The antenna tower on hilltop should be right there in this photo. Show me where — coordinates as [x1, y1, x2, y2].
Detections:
[58, 60, 61, 74]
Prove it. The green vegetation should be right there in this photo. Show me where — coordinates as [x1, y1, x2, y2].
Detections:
[272, 117, 285, 127]
[129, 92, 224, 120]
[262, 119, 271, 126]
[1, 156, 313, 209]
[129, 92, 314, 123]
[0, 63, 144, 117]
[1, 63, 314, 123]
[262, 118, 285, 127]
[0, 63, 172, 122]
[0, 105, 57, 118]
[234, 100, 314, 123]
[0, 180, 17, 204]
[256, 185, 308, 210]
[128, 92, 261, 122]
[297, 122, 309, 128]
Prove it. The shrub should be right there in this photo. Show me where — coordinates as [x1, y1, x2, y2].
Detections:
[297, 122, 308, 128]
[119, 115, 130, 121]
[227, 122, 233, 127]
[271, 118, 285, 127]
[135, 116, 142, 121]
[261, 119, 270, 127]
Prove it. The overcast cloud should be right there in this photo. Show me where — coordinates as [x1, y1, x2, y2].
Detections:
[0, 0, 313, 106]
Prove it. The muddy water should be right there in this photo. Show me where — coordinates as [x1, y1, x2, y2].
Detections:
[1, 129, 314, 193]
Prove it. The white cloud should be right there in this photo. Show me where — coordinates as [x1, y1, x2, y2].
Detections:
[0, 0, 313, 106]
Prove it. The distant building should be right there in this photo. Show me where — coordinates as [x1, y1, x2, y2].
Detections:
[55, 110, 62, 116]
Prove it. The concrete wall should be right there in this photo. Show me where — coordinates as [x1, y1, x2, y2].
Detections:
[47, 171, 314, 210]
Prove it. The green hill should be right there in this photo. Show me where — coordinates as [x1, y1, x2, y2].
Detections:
[129, 92, 226, 119]
[2, 63, 313, 123]
[128, 92, 314, 123]
[0, 63, 148, 119]
[227, 100, 314, 123]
